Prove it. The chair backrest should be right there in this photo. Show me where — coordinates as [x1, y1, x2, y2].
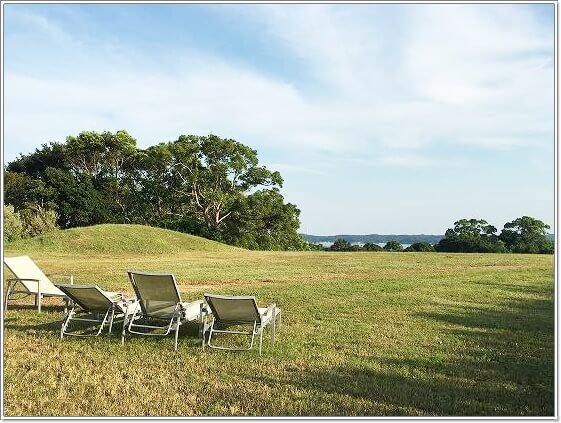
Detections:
[127, 271, 182, 319]
[204, 293, 261, 325]
[58, 284, 123, 313]
[3, 255, 64, 296]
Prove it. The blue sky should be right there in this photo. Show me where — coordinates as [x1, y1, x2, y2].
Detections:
[3, 3, 555, 234]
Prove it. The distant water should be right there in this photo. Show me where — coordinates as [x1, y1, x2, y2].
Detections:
[318, 242, 412, 248]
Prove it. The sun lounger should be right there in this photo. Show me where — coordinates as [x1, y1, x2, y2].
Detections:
[4, 255, 73, 313]
[58, 284, 137, 338]
[203, 293, 281, 354]
[123, 271, 208, 350]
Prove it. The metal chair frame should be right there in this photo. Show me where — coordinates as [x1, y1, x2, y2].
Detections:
[58, 286, 134, 338]
[4, 273, 73, 313]
[123, 271, 208, 351]
[203, 294, 281, 355]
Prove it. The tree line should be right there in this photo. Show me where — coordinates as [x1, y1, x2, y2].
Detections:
[4, 130, 308, 250]
[312, 217, 553, 254]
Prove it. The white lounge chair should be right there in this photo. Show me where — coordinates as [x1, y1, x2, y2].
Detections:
[58, 284, 137, 339]
[123, 271, 208, 351]
[4, 255, 73, 313]
[203, 293, 281, 354]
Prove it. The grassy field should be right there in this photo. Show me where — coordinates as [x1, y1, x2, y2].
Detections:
[2, 225, 555, 416]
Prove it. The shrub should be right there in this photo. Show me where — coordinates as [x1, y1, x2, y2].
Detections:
[3, 204, 23, 242]
[19, 206, 59, 238]
[383, 240, 404, 252]
[363, 242, 383, 251]
[405, 242, 436, 252]
[330, 238, 353, 251]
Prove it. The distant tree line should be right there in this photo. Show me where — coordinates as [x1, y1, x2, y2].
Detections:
[4, 130, 308, 250]
[312, 217, 553, 254]
[303, 233, 443, 245]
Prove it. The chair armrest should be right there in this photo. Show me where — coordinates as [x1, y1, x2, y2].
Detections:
[200, 302, 211, 315]
[108, 292, 125, 300]
[264, 303, 277, 317]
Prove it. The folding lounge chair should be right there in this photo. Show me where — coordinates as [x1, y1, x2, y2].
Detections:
[123, 271, 208, 351]
[4, 255, 74, 313]
[203, 293, 282, 355]
[58, 284, 137, 339]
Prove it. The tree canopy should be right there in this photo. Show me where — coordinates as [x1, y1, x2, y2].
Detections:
[499, 216, 554, 254]
[435, 218, 505, 253]
[5, 130, 307, 250]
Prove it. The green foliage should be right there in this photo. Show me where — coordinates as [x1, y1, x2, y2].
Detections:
[363, 242, 383, 251]
[329, 238, 353, 251]
[308, 242, 326, 251]
[405, 242, 436, 252]
[221, 189, 308, 250]
[18, 206, 59, 238]
[3, 205, 24, 242]
[383, 240, 404, 252]
[6, 131, 305, 251]
[3, 204, 58, 241]
[499, 216, 554, 254]
[435, 218, 506, 253]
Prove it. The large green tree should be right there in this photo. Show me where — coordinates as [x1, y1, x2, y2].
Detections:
[499, 216, 553, 254]
[435, 218, 506, 253]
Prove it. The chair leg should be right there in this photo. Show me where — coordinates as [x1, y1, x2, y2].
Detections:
[272, 307, 276, 345]
[36, 294, 42, 313]
[174, 316, 180, 351]
[4, 282, 14, 312]
[108, 307, 116, 334]
[122, 311, 132, 345]
[60, 308, 75, 339]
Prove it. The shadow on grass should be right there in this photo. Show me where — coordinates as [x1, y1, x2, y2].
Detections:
[246, 296, 554, 416]
[471, 280, 553, 296]
[4, 303, 67, 313]
[4, 312, 203, 350]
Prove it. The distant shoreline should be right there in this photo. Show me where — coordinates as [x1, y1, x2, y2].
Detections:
[302, 233, 555, 245]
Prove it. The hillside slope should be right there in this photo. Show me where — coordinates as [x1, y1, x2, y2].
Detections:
[4, 224, 239, 255]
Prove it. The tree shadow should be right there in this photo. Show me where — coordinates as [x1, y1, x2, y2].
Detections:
[471, 280, 552, 296]
[245, 296, 554, 416]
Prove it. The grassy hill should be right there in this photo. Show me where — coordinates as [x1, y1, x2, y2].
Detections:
[4, 224, 239, 255]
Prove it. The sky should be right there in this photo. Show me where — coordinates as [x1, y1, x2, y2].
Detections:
[2, 2, 555, 235]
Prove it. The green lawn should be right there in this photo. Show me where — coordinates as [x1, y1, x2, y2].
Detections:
[2, 227, 554, 416]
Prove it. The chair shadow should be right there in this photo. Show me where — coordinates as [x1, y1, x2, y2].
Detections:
[4, 304, 67, 312]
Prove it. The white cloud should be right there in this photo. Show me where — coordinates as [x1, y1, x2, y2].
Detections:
[4, 4, 553, 164]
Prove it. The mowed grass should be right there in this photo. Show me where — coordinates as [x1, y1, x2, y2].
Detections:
[3, 225, 555, 416]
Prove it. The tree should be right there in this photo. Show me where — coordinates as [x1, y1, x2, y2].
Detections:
[143, 134, 283, 236]
[499, 216, 554, 254]
[308, 243, 325, 251]
[405, 242, 436, 252]
[435, 218, 505, 253]
[220, 189, 308, 250]
[383, 240, 404, 252]
[363, 242, 383, 251]
[330, 238, 353, 251]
